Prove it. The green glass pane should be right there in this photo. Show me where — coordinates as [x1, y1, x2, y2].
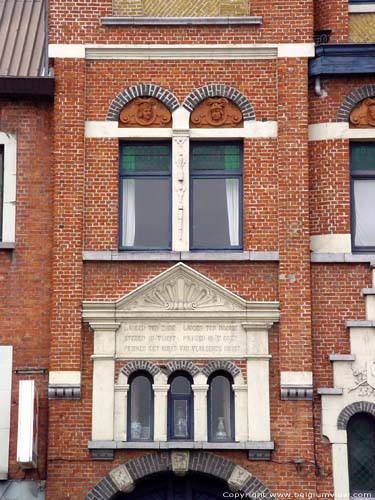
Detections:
[351, 143, 375, 172]
[121, 143, 171, 173]
[191, 143, 240, 171]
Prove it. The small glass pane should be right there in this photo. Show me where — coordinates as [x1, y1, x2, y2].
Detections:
[130, 375, 152, 440]
[191, 143, 240, 172]
[210, 376, 232, 441]
[192, 178, 239, 249]
[351, 143, 375, 172]
[121, 143, 171, 173]
[348, 413, 375, 494]
[121, 178, 170, 249]
[174, 400, 188, 438]
[353, 179, 375, 247]
[171, 376, 190, 395]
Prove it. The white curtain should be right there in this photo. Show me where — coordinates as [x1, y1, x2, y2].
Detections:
[354, 180, 375, 247]
[225, 179, 239, 246]
[123, 179, 135, 246]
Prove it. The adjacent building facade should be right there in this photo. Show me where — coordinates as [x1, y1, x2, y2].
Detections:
[1, 0, 375, 498]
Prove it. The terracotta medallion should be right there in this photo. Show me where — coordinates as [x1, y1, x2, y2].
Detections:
[190, 97, 243, 128]
[349, 97, 375, 128]
[119, 97, 172, 128]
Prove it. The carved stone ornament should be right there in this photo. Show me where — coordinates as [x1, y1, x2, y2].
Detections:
[190, 97, 243, 128]
[228, 465, 252, 492]
[349, 361, 375, 397]
[171, 451, 190, 477]
[349, 97, 375, 128]
[119, 97, 172, 128]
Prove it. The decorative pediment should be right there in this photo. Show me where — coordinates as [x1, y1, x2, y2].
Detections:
[117, 263, 246, 313]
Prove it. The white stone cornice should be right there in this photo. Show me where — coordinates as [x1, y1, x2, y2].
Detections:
[85, 121, 278, 139]
[114, 384, 129, 392]
[49, 43, 315, 60]
[349, 4, 375, 12]
[309, 122, 375, 141]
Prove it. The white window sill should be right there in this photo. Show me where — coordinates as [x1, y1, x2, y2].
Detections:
[349, 4, 375, 13]
[82, 250, 279, 261]
[88, 440, 274, 451]
[100, 16, 263, 26]
[0, 242, 15, 249]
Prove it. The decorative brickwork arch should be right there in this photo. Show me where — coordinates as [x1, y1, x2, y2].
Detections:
[183, 84, 255, 121]
[337, 85, 375, 122]
[106, 84, 180, 121]
[337, 401, 375, 430]
[120, 360, 160, 378]
[83, 451, 274, 500]
[202, 360, 241, 378]
[164, 360, 200, 377]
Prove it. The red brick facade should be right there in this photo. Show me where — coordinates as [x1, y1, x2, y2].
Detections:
[2, 0, 375, 499]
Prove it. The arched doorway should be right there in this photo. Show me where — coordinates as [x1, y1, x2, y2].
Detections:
[116, 472, 227, 500]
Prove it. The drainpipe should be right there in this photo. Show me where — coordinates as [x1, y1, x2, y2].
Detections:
[314, 76, 327, 97]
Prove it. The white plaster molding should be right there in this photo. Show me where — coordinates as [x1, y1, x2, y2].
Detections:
[49, 371, 81, 385]
[192, 384, 209, 442]
[247, 359, 270, 441]
[114, 384, 129, 441]
[233, 385, 248, 442]
[92, 358, 115, 440]
[280, 371, 313, 386]
[84, 120, 278, 139]
[0, 346, 12, 478]
[172, 133, 189, 251]
[310, 234, 352, 254]
[349, 4, 375, 13]
[309, 122, 375, 141]
[332, 444, 350, 500]
[0, 132, 17, 243]
[49, 43, 315, 61]
[172, 107, 190, 129]
[48, 44, 85, 58]
[152, 384, 169, 441]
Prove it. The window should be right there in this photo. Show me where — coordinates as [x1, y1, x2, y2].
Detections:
[347, 412, 375, 496]
[168, 373, 193, 440]
[119, 142, 172, 250]
[128, 372, 154, 441]
[190, 142, 242, 250]
[350, 142, 375, 252]
[0, 133, 16, 244]
[208, 372, 234, 442]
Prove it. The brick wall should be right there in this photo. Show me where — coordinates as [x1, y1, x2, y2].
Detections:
[0, 99, 53, 480]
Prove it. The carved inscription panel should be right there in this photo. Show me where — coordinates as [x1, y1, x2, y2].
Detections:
[116, 321, 245, 358]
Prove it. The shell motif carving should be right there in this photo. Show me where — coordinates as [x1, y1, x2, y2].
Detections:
[119, 97, 172, 128]
[140, 277, 232, 310]
[190, 97, 243, 128]
[349, 97, 375, 128]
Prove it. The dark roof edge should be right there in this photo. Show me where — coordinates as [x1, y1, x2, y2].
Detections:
[310, 43, 375, 77]
[0, 77, 54, 98]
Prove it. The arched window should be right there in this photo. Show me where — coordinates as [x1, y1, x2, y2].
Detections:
[128, 371, 153, 441]
[208, 372, 234, 442]
[168, 372, 193, 440]
[347, 412, 375, 496]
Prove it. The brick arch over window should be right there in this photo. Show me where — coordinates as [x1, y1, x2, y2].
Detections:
[183, 84, 255, 121]
[120, 360, 160, 378]
[83, 451, 274, 500]
[337, 85, 375, 122]
[164, 360, 200, 377]
[202, 360, 241, 378]
[106, 84, 180, 121]
[337, 401, 375, 430]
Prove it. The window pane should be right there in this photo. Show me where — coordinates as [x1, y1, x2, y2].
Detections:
[351, 143, 375, 172]
[130, 376, 152, 440]
[121, 143, 171, 173]
[191, 143, 240, 171]
[121, 178, 170, 248]
[174, 400, 188, 438]
[192, 178, 239, 249]
[353, 179, 375, 247]
[210, 376, 232, 441]
[171, 376, 190, 395]
[348, 413, 375, 494]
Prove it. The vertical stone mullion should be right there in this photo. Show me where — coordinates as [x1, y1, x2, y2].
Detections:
[172, 131, 190, 251]
[114, 385, 129, 441]
[192, 384, 209, 441]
